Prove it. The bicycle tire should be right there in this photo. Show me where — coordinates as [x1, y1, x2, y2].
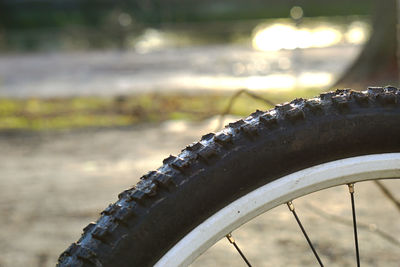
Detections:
[57, 87, 400, 267]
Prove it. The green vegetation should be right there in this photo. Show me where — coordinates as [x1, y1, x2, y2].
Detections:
[1, 0, 373, 30]
[0, 89, 322, 131]
[1, 0, 373, 51]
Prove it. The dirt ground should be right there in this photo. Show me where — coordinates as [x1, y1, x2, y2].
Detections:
[0, 117, 399, 267]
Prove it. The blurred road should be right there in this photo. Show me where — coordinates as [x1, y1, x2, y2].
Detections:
[0, 45, 360, 97]
[0, 117, 399, 267]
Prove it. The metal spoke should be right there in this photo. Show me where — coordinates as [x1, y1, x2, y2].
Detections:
[348, 183, 360, 267]
[287, 201, 324, 267]
[226, 233, 252, 267]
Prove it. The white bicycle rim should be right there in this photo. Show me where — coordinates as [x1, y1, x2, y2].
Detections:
[155, 153, 400, 266]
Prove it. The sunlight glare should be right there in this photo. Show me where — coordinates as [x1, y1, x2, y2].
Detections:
[135, 29, 165, 53]
[309, 28, 341, 47]
[252, 24, 298, 51]
[245, 74, 296, 90]
[171, 72, 332, 91]
[345, 22, 369, 44]
[298, 72, 332, 87]
[253, 23, 342, 51]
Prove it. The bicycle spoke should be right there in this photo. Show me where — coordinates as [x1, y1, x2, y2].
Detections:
[287, 201, 324, 267]
[226, 233, 252, 267]
[348, 183, 360, 267]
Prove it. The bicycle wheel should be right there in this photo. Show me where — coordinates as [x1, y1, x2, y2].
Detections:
[57, 87, 400, 267]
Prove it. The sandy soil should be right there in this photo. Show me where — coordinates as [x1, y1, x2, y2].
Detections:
[0, 117, 398, 267]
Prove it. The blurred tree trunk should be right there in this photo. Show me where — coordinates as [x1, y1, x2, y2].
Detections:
[334, 0, 399, 89]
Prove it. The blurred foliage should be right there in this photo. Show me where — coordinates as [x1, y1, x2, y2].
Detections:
[0, 0, 373, 51]
[0, 89, 321, 131]
[1, 0, 373, 29]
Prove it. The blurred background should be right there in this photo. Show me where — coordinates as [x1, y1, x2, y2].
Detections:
[0, 0, 398, 129]
[0, 0, 399, 266]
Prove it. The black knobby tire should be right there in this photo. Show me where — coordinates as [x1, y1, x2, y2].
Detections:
[57, 87, 400, 266]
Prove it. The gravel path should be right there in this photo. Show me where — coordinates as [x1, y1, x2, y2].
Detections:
[0, 117, 398, 267]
